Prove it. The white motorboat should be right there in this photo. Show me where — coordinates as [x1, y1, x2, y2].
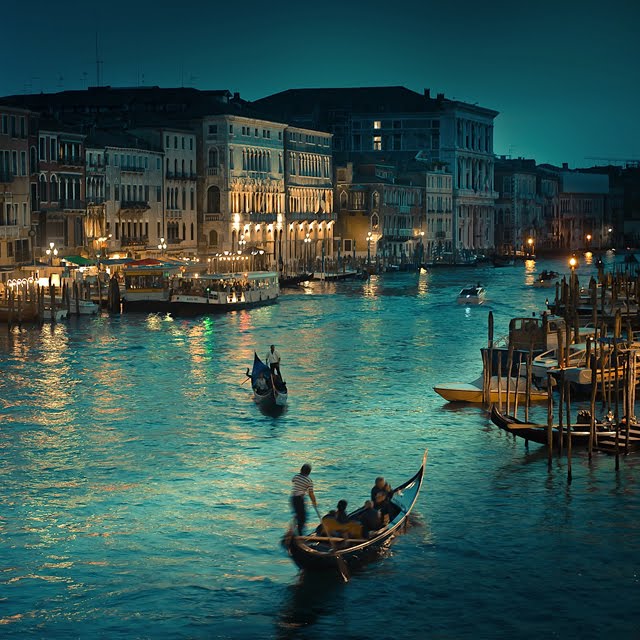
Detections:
[69, 298, 99, 315]
[457, 285, 486, 304]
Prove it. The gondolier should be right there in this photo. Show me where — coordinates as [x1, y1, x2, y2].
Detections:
[291, 463, 316, 536]
[266, 344, 282, 376]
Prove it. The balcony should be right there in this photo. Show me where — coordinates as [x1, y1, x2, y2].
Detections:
[383, 228, 414, 241]
[61, 199, 85, 210]
[287, 211, 338, 222]
[204, 214, 222, 222]
[399, 205, 412, 214]
[0, 171, 15, 183]
[120, 200, 149, 211]
[87, 163, 105, 173]
[87, 197, 106, 205]
[167, 171, 197, 180]
[0, 225, 21, 239]
[120, 164, 145, 173]
[435, 231, 447, 239]
[120, 236, 148, 247]
[207, 167, 219, 176]
[59, 156, 84, 167]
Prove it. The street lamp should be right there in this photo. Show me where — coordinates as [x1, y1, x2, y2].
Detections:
[569, 255, 578, 270]
[367, 231, 373, 265]
[304, 233, 311, 273]
[585, 233, 592, 250]
[158, 237, 167, 256]
[527, 237, 534, 256]
[45, 241, 58, 266]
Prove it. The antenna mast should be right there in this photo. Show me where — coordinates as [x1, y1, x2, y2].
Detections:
[95, 32, 103, 87]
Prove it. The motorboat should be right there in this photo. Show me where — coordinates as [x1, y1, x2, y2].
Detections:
[457, 285, 485, 305]
[434, 376, 548, 403]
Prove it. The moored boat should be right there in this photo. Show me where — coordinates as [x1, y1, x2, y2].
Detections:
[248, 352, 288, 407]
[434, 376, 548, 403]
[285, 450, 427, 574]
[533, 270, 559, 288]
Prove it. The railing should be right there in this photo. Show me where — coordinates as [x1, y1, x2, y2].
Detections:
[120, 165, 145, 173]
[207, 167, 219, 176]
[87, 197, 106, 205]
[204, 214, 222, 222]
[167, 171, 197, 180]
[249, 213, 277, 223]
[59, 156, 84, 167]
[399, 205, 412, 214]
[0, 226, 21, 239]
[61, 199, 85, 210]
[0, 171, 15, 183]
[120, 236, 148, 247]
[384, 228, 414, 240]
[435, 231, 447, 239]
[120, 200, 149, 210]
[87, 163, 105, 172]
[287, 211, 338, 222]
[167, 210, 183, 219]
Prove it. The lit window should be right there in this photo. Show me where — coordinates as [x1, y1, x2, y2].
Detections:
[373, 135, 382, 151]
[373, 120, 381, 129]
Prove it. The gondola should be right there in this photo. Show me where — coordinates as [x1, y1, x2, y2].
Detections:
[247, 352, 288, 407]
[490, 404, 598, 446]
[285, 450, 427, 573]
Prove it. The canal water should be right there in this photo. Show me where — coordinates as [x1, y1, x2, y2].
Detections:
[1, 255, 639, 639]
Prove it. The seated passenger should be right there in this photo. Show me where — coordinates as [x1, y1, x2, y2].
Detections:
[320, 501, 363, 539]
[254, 372, 269, 393]
[370, 477, 393, 502]
[358, 500, 381, 537]
[374, 491, 392, 527]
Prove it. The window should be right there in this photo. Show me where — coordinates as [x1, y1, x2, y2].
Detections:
[189, 138, 193, 150]
[190, 188, 194, 210]
[181, 137, 185, 149]
[278, 131, 282, 140]
[174, 136, 178, 148]
[373, 120, 381, 129]
[208, 125, 217, 135]
[156, 158, 161, 169]
[1, 115, 7, 134]
[145, 185, 149, 202]
[229, 124, 233, 134]
[229, 148, 234, 170]
[20, 117, 26, 137]
[10, 116, 16, 137]
[39, 137, 46, 160]
[115, 184, 120, 201]
[373, 135, 382, 151]
[254, 128, 258, 137]
[156, 186, 161, 202]
[166, 135, 170, 148]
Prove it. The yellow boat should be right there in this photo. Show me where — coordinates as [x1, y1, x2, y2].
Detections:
[434, 377, 548, 403]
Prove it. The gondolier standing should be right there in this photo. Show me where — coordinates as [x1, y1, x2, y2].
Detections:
[266, 344, 282, 376]
[291, 463, 316, 536]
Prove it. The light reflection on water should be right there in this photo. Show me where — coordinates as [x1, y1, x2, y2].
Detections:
[1, 258, 639, 638]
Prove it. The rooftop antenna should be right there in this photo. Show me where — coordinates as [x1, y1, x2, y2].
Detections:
[56, 74, 64, 90]
[95, 32, 103, 87]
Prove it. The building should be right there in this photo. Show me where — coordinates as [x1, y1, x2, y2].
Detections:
[34, 122, 86, 258]
[335, 163, 423, 267]
[0, 106, 32, 280]
[423, 164, 453, 260]
[284, 126, 334, 272]
[254, 86, 498, 259]
[86, 130, 164, 258]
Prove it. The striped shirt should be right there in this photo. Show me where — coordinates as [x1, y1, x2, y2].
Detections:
[291, 473, 313, 496]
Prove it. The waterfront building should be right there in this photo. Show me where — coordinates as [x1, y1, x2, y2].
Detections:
[34, 122, 86, 258]
[0, 106, 32, 281]
[253, 86, 498, 258]
[284, 126, 334, 273]
[335, 163, 423, 267]
[86, 130, 163, 259]
[84, 144, 107, 258]
[423, 164, 453, 260]
[198, 115, 287, 270]
[133, 127, 198, 257]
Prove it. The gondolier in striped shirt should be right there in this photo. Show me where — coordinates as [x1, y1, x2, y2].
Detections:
[291, 464, 316, 536]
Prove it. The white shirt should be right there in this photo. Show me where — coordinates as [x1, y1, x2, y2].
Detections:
[266, 349, 281, 365]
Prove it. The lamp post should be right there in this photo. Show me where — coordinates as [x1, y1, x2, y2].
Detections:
[527, 236, 534, 256]
[367, 231, 372, 265]
[158, 237, 167, 256]
[304, 233, 311, 273]
[585, 233, 592, 251]
[45, 241, 58, 266]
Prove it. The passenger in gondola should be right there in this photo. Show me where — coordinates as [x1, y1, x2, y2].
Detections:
[370, 477, 392, 502]
[358, 500, 382, 537]
[320, 500, 363, 539]
[374, 490, 392, 527]
[254, 372, 269, 393]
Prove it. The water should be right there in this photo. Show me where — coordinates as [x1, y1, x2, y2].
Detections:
[2, 255, 639, 639]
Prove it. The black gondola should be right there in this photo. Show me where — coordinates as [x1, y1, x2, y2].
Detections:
[285, 450, 427, 573]
[490, 404, 598, 446]
[247, 352, 288, 407]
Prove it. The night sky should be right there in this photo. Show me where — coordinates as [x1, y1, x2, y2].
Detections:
[3, 0, 638, 168]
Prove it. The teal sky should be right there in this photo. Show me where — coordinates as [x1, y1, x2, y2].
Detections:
[2, 0, 638, 168]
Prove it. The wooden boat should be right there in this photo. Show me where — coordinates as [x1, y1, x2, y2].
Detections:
[489, 404, 606, 446]
[285, 450, 427, 573]
[493, 254, 515, 267]
[248, 352, 288, 407]
[457, 285, 485, 304]
[434, 376, 548, 403]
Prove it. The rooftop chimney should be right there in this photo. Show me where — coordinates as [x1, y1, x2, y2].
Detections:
[436, 93, 445, 101]
[233, 92, 240, 101]
[424, 88, 431, 99]
[562, 162, 569, 170]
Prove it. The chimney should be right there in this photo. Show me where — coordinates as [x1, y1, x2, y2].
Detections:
[562, 162, 569, 170]
[233, 92, 240, 101]
[424, 88, 431, 99]
[436, 93, 445, 101]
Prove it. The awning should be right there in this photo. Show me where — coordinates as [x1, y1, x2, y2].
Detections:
[61, 255, 96, 266]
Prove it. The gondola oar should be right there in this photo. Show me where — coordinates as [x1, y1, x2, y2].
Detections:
[313, 504, 350, 583]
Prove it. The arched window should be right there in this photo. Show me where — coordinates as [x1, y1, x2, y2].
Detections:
[207, 186, 220, 213]
[209, 229, 218, 247]
[50, 175, 58, 203]
[340, 191, 348, 210]
[30, 146, 37, 174]
[208, 148, 218, 167]
[182, 223, 186, 240]
[39, 174, 47, 202]
[191, 223, 194, 241]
